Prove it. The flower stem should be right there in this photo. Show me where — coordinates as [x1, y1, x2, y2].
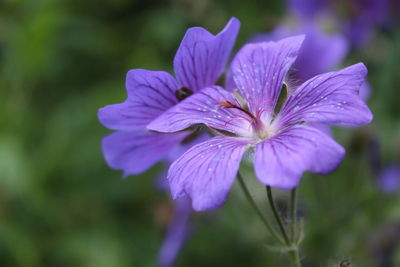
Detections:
[266, 186, 302, 267]
[237, 172, 284, 245]
[266, 186, 290, 245]
[289, 249, 301, 267]
[289, 188, 302, 267]
[290, 188, 297, 243]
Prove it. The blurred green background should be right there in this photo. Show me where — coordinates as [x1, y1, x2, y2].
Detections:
[1, 0, 400, 266]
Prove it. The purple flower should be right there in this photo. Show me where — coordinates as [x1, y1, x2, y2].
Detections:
[98, 18, 240, 176]
[378, 165, 400, 194]
[344, 0, 390, 46]
[148, 36, 373, 211]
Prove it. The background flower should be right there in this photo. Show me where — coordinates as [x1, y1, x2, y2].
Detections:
[287, 0, 390, 46]
[378, 165, 400, 193]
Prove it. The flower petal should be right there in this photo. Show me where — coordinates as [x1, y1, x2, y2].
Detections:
[309, 123, 332, 136]
[98, 70, 178, 130]
[174, 17, 240, 92]
[148, 86, 253, 137]
[168, 137, 250, 211]
[254, 125, 345, 189]
[102, 130, 187, 176]
[230, 35, 305, 114]
[278, 63, 373, 127]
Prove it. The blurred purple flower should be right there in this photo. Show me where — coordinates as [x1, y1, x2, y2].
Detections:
[288, 0, 327, 20]
[344, 0, 390, 46]
[98, 18, 240, 176]
[149, 36, 373, 211]
[154, 169, 193, 267]
[158, 196, 192, 267]
[378, 165, 400, 194]
[287, 0, 390, 46]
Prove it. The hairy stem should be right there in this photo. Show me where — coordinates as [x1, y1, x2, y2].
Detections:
[290, 188, 297, 243]
[289, 249, 302, 267]
[266, 186, 290, 245]
[266, 186, 302, 267]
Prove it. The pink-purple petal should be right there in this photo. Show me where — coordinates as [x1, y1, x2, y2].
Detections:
[102, 130, 187, 177]
[254, 125, 345, 189]
[148, 86, 253, 136]
[173, 17, 240, 92]
[168, 137, 250, 211]
[230, 35, 305, 114]
[98, 70, 178, 130]
[278, 63, 373, 127]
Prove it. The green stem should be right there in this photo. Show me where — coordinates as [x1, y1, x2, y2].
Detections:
[237, 172, 284, 245]
[266, 186, 290, 245]
[289, 249, 301, 267]
[290, 188, 297, 243]
[266, 186, 302, 267]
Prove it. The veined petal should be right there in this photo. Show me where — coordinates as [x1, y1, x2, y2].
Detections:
[254, 125, 345, 189]
[230, 35, 305, 115]
[278, 63, 373, 127]
[102, 130, 187, 176]
[168, 137, 250, 211]
[174, 17, 240, 92]
[98, 70, 178, 130]
[148, 86, 254, 137]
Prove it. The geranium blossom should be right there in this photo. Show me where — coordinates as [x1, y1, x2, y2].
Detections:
[148, 36, 373, 211]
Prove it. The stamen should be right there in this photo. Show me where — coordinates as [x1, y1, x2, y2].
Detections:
[217, 100, 257, 121]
